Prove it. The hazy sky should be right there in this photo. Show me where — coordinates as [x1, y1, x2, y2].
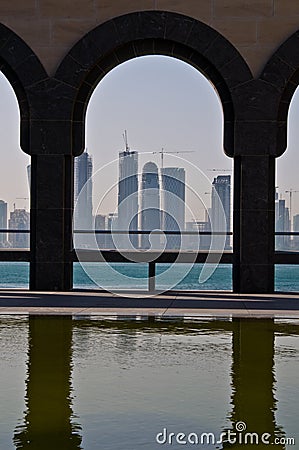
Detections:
[86, 55, 231, 223]
[0, 54, 299, 223]
[0, 74, 30, 211]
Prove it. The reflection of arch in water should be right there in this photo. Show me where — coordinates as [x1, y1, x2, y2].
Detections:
[11, 317, 294, 449]
[14, 316, 82, 450]
[223, 319, 285, 449]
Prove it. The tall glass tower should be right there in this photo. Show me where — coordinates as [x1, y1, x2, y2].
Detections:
[9, 208, 30, 248]
[275, 197, 290, 250]
[211, 175, 231, 249]
[140, 162, 161, 249]
[74, 150, 93, 231]
[161, 167, 185, 249]
[0, 200, 7, 246]
[117, 149, 138, 249]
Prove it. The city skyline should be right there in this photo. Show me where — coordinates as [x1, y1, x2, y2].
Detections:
[75, 144, 231, 251]
[1, 55, 299, 225]
[0, 200, 29, 248]
[0, 143, 298, 250]
[70, 145, 299, 252]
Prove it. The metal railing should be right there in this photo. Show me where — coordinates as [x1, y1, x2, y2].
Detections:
[275, 232, 299, 236]
[1, 229, 299, 290]
[0, 229, 30, 260]
[73, 229, 233, 291]
[73, 229, 232, 236]
[0, 229, 30, 232]
[275, 231, 299, 263]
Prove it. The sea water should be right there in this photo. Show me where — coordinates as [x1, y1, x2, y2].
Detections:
[0, 262, 299, 292]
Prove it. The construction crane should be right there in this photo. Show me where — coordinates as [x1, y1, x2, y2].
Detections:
[151, 148, 195, 170]
[285, 189, 299, 229]
[121, 132, 195, 167]
[207, 168, 232, 172]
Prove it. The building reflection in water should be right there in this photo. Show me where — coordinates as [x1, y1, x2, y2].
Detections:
[14, 316, 82, 450]
[223, 318, 285, 449]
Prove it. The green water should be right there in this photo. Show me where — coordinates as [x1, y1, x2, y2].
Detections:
[0, 317, 298, 449]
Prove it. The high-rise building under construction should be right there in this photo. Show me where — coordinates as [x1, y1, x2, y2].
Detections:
[117, 145, 138, 249]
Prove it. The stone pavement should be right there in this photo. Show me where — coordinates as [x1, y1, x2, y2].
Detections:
[0, 290, 299, 319]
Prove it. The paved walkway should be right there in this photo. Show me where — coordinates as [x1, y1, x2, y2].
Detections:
[0, 290, 299, 319]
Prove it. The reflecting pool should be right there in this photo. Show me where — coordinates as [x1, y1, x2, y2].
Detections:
[0, 317, 298, 449]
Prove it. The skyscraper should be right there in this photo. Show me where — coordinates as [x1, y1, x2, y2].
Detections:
[185, 220, 211, 250]
[275, 197, 290, 250]
[140, 162, 161, 249]
[27, 164, 31, 188]
[106, 213, 118, 249]
[74, 150, 93, 231]
[293, 214, 299, 250]
[0, 200, 7, 246]
[117, 148, 138, 249]
[95, 214, 106, 249]
[211, 175, 231, 249]
[9, 208, 30, 248]
[161, 167, 185, 249]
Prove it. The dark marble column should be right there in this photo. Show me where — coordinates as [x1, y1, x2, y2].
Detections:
[233, 154, 275, 293]
[30, 154, 74, 290]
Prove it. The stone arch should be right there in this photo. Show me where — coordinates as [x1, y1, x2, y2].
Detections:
[0, 24, 47, 289]
[260, 29, 299, 157]
[260, 28, 299, 291]
[0, 23, 47, 154]
[54, 11, 252, 157]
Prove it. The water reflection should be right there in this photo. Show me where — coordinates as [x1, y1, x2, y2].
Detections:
[14, 317, 82, 449]
[10, 317, 296, 449]
[223, 319, 285, 449]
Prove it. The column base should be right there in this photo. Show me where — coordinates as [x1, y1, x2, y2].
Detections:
[233, 263, 274, 294]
